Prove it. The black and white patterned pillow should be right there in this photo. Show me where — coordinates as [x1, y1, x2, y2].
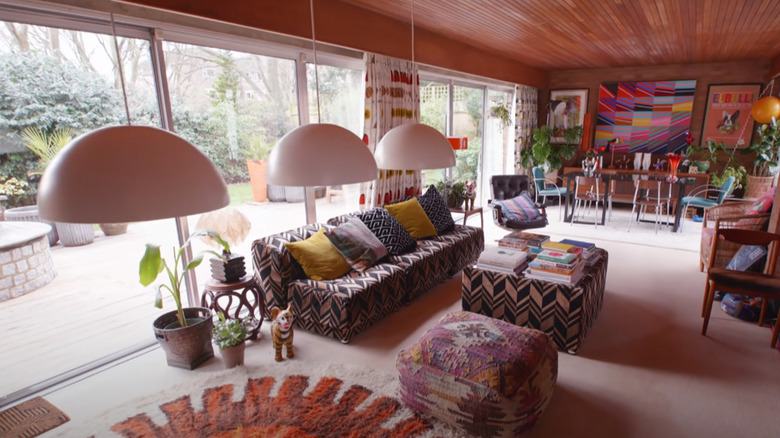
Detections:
[417, 185, 455, 234]
[358, 208, 416, 255]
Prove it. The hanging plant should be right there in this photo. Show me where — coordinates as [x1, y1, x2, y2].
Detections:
[489, 104, 511, 128]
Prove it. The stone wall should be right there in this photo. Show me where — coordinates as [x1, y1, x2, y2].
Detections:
[0, 235, 56, 301]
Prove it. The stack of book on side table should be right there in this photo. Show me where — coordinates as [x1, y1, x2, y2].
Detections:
[477, 245, 528, 275]
[497, 231, 550, 255]
[524, 240, 586, 285]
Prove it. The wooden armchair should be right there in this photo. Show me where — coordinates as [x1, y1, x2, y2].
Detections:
[699, 201, 771, 271]
[701, 228, 780, 347]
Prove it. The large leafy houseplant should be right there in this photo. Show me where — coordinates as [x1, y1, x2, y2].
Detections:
[139, 229, 230, 328]
[741, 118, 779, 177]
[520, 125, 582, 172]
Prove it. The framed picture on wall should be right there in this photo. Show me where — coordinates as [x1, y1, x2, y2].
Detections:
[701, 83, 762, 148]
[549, 89, 588, 143]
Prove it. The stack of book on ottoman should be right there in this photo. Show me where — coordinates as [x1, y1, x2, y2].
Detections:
[477, 245, 528, 275]
[524, 240, 586, 285]
[496, 231, 550, 254]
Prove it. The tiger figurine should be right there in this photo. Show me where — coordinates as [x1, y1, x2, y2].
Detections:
[271, 304, 294, 362]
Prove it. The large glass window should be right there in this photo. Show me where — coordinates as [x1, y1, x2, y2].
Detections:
[420, 79, 448, 186]
[451, 84, 484, 193]
[0, 20, 162, 398]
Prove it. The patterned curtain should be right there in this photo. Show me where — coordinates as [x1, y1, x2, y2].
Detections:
[514, 85, 538, 176]
[359, 53, 422, 209]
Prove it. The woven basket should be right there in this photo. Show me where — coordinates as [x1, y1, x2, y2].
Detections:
[153, 307, 214, 369]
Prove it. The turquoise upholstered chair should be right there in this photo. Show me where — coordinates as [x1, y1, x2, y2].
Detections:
[531, 166, 568, 220]
[679, 176, 735, 231]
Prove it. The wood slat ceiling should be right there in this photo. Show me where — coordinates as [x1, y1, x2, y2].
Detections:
[339, 0, 780, 71]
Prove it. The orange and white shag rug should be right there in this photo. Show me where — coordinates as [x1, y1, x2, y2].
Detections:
[69, 362, 468, 438]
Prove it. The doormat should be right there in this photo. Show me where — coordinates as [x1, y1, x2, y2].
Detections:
[0, 396, 70, 438]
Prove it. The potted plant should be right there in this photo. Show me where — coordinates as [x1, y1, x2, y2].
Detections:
[244, 135, 273, 203]
[139, 228, 230, 369]
[489, 104, 511, 129]
[685, 140, 731, 173]
[435, 178, 467, 209]
[520, 124, 582, 174]
[20, 127, 97, 246]
[741, 118, 779, 198]
[212, 313, 249, 368]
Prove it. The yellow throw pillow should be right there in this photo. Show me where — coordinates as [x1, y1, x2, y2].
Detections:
[385, 197, 437, 239]
[284, 229, 351, 281]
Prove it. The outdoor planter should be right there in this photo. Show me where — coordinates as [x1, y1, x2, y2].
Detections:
[99, 222, 128, 236]
[5, 206, 59, 246]
[246, 159, 268, 203]
[55, 222, 95, 246]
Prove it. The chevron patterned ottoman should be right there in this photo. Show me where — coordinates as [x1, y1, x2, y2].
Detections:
[396, 311, 558, 437]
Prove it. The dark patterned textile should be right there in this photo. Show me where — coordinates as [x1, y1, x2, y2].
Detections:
[357, 208, 417, 255]
[417, 185, 455, 234]
[397, 311, 558, 437]
[290, 263, 405, 343]
[461, 249, 608, 354]
[251, 210, 484, 343]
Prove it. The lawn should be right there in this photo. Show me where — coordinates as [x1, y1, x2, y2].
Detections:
[228, 183, 253, 206]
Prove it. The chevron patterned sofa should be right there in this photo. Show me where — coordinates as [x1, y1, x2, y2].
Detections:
[252, 211, 484, 344]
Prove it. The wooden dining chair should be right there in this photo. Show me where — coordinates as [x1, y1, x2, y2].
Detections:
[701, 228, 780, 348]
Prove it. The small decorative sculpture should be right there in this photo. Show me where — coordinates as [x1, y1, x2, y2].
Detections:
[465, 180, 477, 210]
[271, 304, 294, 362]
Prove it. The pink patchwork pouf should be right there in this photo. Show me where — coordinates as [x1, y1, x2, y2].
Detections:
[396, 311, 557, 437]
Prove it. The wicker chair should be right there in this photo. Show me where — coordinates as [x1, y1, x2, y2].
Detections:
[699, 201, 771, 272]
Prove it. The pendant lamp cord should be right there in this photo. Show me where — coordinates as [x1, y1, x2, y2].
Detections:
[109, 12, 132, 126]
[411, 0, 417, 118]
[310, 0, 321, 123]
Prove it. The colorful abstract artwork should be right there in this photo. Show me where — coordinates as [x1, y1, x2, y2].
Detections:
[595, 80, 696, 153]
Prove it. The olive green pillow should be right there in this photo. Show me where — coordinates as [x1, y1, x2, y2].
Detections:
[284, 228, 351, 280]
[384, 197, 437, 239]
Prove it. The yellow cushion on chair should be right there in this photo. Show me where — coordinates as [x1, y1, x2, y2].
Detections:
[285, 229, 351, 280]
[384, 197, 438, 239]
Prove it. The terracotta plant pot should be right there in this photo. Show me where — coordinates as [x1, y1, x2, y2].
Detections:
[220, 342, 246, 368]
[153, 307, 214, 369]
[246, 159, 268, 203]
[99, 222, 128, 236]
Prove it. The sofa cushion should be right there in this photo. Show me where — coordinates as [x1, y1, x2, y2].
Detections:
[284, 229, 351, 281]
[324, 217, 388, 271]
[417, 185, 455, 234]
[493, 192, 542, 221]
[384, 197, 437, 239]
[358, 208, 416, 255]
